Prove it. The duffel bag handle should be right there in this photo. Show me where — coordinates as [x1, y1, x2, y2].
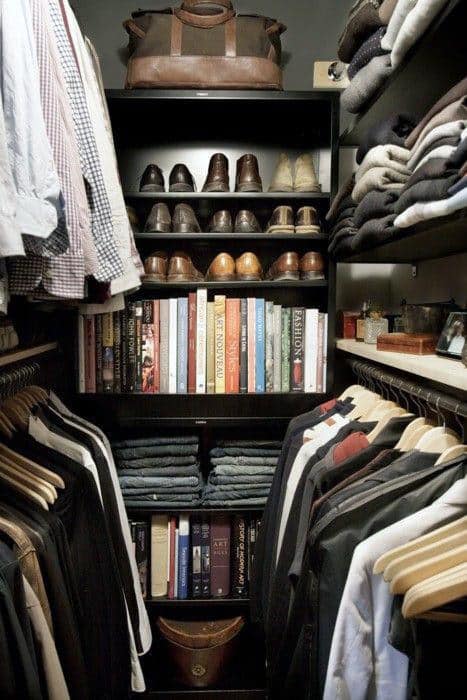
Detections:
[182, 0, 233, 11]
[171, 15, 237, 56]
[175, 0, 235, 27]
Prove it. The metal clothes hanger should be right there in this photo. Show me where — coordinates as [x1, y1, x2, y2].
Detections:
[415, 396, 460, 454]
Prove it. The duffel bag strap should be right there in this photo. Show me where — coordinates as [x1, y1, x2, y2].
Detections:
[123, 18, 147, 39]
[175, 2, 235, 27]
[170, 14, 237, 56]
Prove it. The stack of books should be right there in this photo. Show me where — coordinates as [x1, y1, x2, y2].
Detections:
[78, 292, 328, 394]
[129, 514, 261, 600]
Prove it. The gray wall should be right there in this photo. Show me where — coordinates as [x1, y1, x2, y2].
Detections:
[72, 0, 353, 90]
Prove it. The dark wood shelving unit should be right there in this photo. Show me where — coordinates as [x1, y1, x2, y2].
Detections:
[340, 0, 465, 146]
[93, 88, 340, 699]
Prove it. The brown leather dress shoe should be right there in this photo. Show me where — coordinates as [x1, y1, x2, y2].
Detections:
[203, 153, 229, 192]
[167, 252, 203, 282]
[208, 210, 233, 233]
[235, 154, 262, 192]
[126, 206, 139, 232]
[267, 206, 294, 233]
[172, 203, 201, 233]
[140, 164, 165, 192]
[144, 203, 171, 233]
[169, 164, 196, 192]
[296, 207, 321, 234]
[234, 210, 261, 234]
[143, 251, 168, 282]
[265, 252, 299, 281]
[206, 253, 236, 281]
[236, 252, 262, 281]
[300, 252, 325, 280]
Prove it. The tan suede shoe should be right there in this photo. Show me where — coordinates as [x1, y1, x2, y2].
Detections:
[295, 206, 321, 234]
[294, 154, 321, 193]
[269, 153, 293, 192]
[167, 252, 203, 282]
[236, 252, 262, 281]
[206, 252, 236, 281]
[266, 205, 294, 233]
[265, 252, 300, 281]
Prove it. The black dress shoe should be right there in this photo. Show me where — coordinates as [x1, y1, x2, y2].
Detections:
[144, 203, 171, 233]
[169, 164, 196, 192]
[140, 164, 165, 192]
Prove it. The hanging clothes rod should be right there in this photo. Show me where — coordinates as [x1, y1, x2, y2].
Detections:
[347, 358, 467, 419]
[0, 362, 40, 401]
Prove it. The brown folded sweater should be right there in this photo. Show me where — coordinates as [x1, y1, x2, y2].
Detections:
[406, 76, 467, 149]
[338, 1, 384, 64]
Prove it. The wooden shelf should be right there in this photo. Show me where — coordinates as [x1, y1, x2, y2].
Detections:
[145, 597, 250, 607]
[126, 507, 264, 515]
[126, 191, 330, 201]
[0, 342, 59, 368]
[135, 231, 327, 241]
[142, 689, 266, 699]
[337, 339, 467, 391]
[141, 279, 327, 290]
[335, 210, 467, 263]
[340, 0, 466, 146]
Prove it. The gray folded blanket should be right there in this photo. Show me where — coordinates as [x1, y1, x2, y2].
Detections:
[119, 475, 199, 489]
[203, 489, 271, 500]
[342, 54, 393, 114]
[209, 474, 274, 485]
[201, 498, 267, 507]
[116, 456, 199, 468]
[214, 440, 283, 449]
[113, 435, 198, 448]
[118, 465, 201, 478]
[210, 465, 276, 476]
[210, 447, 281, 458]
[124, 494, 202, 503]
[114, 444, 198, 459]
[353, 190, 399, 228]
[210, 457, 277, 467]
[121, 485, 201, 496]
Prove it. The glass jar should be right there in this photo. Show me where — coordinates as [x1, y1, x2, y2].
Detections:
[364, 316, 388, 344]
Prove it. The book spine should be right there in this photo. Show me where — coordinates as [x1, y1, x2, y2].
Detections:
[178, 515, 189, 600]
[304, 309, 319, 394]
[168, 516, 176, 600]
[225, 298, 240, 394]
[239, 299, 248, 394]
[322, 313, 328, 393]
[255, 298, 265, 393]
[273, 305, 282, 393]
[206, 302, 215, 394]
[214, 294, 226, 394]
[232, 515, 248, 597]
[187, 292, 197, 394]
[134, 302, 143, 393]
[121, 306, 129, 393]
[177, 297, 188, 394]
[265, 301, 274, 393]
[113, 312, 122, 393]
[159, 299, 169, 393]
[201, 519, 211, 598]
[102, 312, 114, 393]
[153, 300, 160, 393]
[317, 312, 324, 394]
[248, 518, 257, 585]
[210, 515, 230, 598]
[191, 518, 202, 598]
[174, 528, 179, 599]
[247, 298, 256, 393]
[196, 289, 207, 394]
[168, 298, 178, 394]
[126, 302, 136, 393]
[95, 314, 103, 393]
[134, 522, 148, 599]
[141, 301, 155, 394]
[290, 308, 305, 392]
[281, 308, 291, 393]
[84, 315, 96, 393]
[151, 514, 168, 598]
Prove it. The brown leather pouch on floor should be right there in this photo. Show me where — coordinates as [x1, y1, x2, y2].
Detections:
[157, 616, 245, 688]
[123, 1, 286, 89]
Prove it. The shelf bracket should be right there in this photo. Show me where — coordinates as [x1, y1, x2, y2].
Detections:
[411, 264, 418, 278]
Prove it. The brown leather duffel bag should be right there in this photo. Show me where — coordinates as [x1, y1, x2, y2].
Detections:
[123, 0, 286, 90]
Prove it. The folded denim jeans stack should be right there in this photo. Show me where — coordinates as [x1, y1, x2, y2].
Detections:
[113, 435, 203, 508]
[202, 440, 282, 507]
[339, 0, 450, 114]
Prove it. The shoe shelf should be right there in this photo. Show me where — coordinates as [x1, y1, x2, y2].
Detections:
[334, 210, 467, 264]
[141, 279, 328, 290]
[142, 690, 266, 699]
[134, 231, 328, 241]
[340, 0, 465, 146]
[125, 191, 330, 200]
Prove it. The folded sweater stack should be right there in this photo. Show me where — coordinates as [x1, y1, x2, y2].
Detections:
[202, 440, 282, 507]
[339, 0, 450, 114]
[114, 435, 203, 508]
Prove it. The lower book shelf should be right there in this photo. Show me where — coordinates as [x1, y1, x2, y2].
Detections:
[146, 597, 250, 607]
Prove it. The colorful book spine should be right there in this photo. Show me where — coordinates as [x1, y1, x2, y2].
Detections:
[206, 302, 215, 394]
[281, 308, 291, 392]
[174, 527, 179, 599]
[290, 307, 305, 392]
[255, 298, 265, 393]
[134, 522, 148, 599]
[177, 297, 188, 394]
[168, 298, 178, 394]
[187, 292, 197, 394]
[159, 299, 169, 393]
[214, 295, 226, 394]
[141, 301, 155, 394]
[273, 305, 282, 393]
[304, 308, 319, 394]
[196, 289, 207, 394]
[191, 518, 202, 598]
[126, 302, 136, 393]
[248, 518, 257, 584]
[113, 312, 122, 393]
[317, 312, 325, 394]
[84, 315, 96, 393]
[153, 300, 160, 394]
[168, 516, 176, 599]
[151, 514, 168, 598]
[265, 301, 274, 393]
[102, 312, 114, 393]
[225, 298, 240, 394]
[134, 302, 143, 393]
[121, 306, 129, 393]
[239, 299, 248, 394]
[232, 516, 248, 597]
[322, 313, 328, 392]
[247, 298, 256, 393]
[178, 515, 189, 600]
[210, 515, 230, 598]
[201, 519, 211, 598]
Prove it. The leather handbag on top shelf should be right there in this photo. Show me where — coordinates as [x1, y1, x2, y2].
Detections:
[123, 0, 286, 90]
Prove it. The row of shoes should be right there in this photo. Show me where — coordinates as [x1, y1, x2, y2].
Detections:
[139, 153, 322, 194]
[135, 203, 322, 235]
[143, 251, 325, 283]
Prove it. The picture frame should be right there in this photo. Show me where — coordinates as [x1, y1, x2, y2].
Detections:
[436, 311, 467, 360]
